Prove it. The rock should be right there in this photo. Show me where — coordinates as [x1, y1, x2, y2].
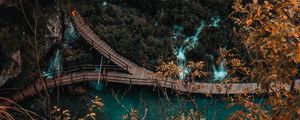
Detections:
[44, 12, 63, 54]
[10, 50, 21, 66]
[0, 50, 22, 87]
[46, 14, 62, 43]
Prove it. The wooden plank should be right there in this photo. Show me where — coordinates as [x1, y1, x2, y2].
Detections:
[70, 11, 300, 94]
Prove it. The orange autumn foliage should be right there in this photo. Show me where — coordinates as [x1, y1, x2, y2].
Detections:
[229, 0, 300, 119]
[229, 0, 300, 85]
[295, 43, 300, 63]
[297, 108, 300, 116]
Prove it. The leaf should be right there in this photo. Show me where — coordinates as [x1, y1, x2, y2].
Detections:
[252, 0, 258, 4]
[63, 110, 71, 117]
[291, 68, 298, 76]
[246, 14, 253, 26]
[290, 0, 298, 6]
[264, 1, 273, 11]
[297, 108, 300, 115]
[264, 24, 272, 32]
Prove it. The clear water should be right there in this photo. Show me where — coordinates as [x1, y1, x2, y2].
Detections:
[91, 86, 235, 120]
[43, 83, 266, 120]
[43, 20, 79, 79]
[212, 59, 228, 81]
[42, 49, 63, 79]
[32, 3, 251, 119]
[64, 20, 79, 48]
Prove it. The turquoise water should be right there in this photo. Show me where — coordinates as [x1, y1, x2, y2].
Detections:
[42, 83, 266, 120]
[93, 86, 234, 120]
[19, 82, 268, 120]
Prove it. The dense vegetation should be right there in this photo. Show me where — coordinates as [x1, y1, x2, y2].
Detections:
[0, 0, 300, 119]
[0, 0, 59, 87]
[75, 0, 235, 71]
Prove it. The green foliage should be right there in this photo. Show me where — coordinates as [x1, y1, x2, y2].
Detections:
[76, 0, 236, 71]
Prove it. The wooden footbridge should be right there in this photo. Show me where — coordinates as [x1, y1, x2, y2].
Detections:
[2, 9, 300, 105]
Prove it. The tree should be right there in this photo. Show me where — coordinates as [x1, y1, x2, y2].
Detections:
[229, 0, 300, 87]
[228, 0, 300, 119]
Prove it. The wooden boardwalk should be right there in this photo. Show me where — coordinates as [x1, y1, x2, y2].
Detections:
[2, 9, 300, 105]
[73, 14, 151, 75]
[70, 10, 300, 95]
[6, 65, 300, 104]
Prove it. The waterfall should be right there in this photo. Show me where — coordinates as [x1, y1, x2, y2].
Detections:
[43, 50, 63, 79]
[43, 20, 79, 79]
[63, 21, 79, 48]
[210, 55, 228, 81]
[172, 17, 220, 80]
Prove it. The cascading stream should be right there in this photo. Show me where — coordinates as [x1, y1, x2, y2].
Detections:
[43, 20, 79, 79]
[42, 49, 63, 79]
[210, 55, 228, 81]
[64, 20, 79, 48]
[172, 17, 221, 80]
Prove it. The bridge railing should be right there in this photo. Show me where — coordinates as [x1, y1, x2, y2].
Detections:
[53, 69, 174, 89]
[47, 71, 237, 95]
[72, 14, 132, 73]
[46, 71, 159, 89]
[43, 64, 125, 79]
[9, 69, 297, 105]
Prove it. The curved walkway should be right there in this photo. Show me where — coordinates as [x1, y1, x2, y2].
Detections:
[72, 13, 153, 75]
[70, 10, 300, 94]
[6, 65, 300, 104]
[2, 9, 300, 105]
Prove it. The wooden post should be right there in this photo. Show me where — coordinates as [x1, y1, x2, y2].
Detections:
[70, 73, 74, 84]
[127, 65, 129, 73]
[129, 78, 132, 91]
[41, 79, 48, 91]
[83, 73, 85, 80]
[59, 77, 62, 87]
[20, 89, 26, 100]
[9, 96, 15, 102]
[53, 77, 57, 88]
[104, 71, 107, 87]
[31, 82, 39, 95]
